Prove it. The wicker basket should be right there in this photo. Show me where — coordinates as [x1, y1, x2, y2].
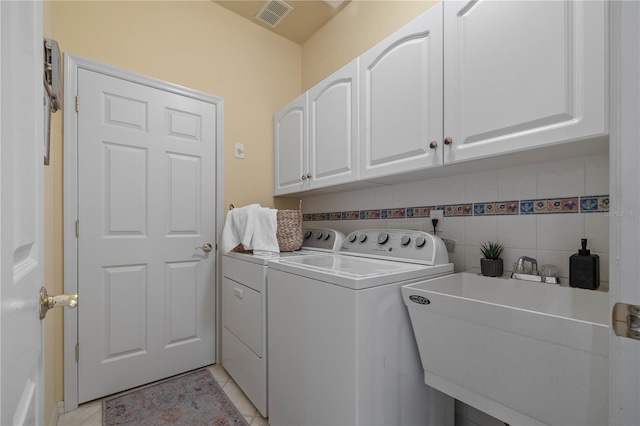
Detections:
[276, 200, 303, 252]
[228, 202, 303, 253]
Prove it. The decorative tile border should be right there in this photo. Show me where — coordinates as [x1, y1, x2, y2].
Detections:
[304, 194, 609, 221]
[407, 206, 436, 218]
[580, 195, 609, 213]
[520, 197, 581, 214]
[442, 204, 473, 217]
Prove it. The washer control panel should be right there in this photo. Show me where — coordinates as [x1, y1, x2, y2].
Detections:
[340, 229, 449, 265]
[301, 228, 345, 252]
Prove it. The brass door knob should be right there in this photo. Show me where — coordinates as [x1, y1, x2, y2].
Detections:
[40, 287, 78, 320]
[197, 243, 213, 253]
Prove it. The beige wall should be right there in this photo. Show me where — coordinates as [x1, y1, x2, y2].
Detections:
[42, 1, 301, 422]
[42, 1, 438, 422]
[301, 0, 437, 91]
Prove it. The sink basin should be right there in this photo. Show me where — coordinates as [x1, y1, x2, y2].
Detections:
[401, 272, 609, 426]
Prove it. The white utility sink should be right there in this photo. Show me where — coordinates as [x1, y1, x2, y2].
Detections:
[401, 272, 609, 426]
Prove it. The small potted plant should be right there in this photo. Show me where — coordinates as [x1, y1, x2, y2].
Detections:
[480, 241, 504, 277]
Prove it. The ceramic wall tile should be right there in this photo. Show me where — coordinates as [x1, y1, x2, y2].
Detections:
[464, 245, 482, 271]
[497, 215, 537, 249]
[436, 174, 466, 205]
[585, 154, 609, 197]
[465, 216, 498, 247]
[536, 214, 585, 251]
[464, 170, 498, 204]
[584, 213, 609, 253]
[497, 164, 538, 201]
[537, 157, 585, 198]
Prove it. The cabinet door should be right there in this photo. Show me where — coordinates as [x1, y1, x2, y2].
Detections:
[308, 59, 359, 189]
[443, 0, 607, 164]
[359, 2, 443, 180]
[274, 92, 307, 195]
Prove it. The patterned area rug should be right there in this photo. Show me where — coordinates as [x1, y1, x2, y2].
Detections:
[103, 368, 249, 425]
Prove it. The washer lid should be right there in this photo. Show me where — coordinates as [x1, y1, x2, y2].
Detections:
[268, 254, 453, 289]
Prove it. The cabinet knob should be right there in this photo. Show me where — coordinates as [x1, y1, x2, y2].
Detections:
[301, 174, 307, 181]
[444, 137, 453, 145]
[306, 173, 312, 179]
[429, 141, 438, 149]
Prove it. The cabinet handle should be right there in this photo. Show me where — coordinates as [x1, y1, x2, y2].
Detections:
[429, 141, 438, 149]
[444, 137, 453, 145]
[306, 173, 312, 179]
[301, 174, 307, 181]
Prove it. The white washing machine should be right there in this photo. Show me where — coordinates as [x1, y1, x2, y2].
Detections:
[267, 229, 455, 426]
[221, 228, 344, 417]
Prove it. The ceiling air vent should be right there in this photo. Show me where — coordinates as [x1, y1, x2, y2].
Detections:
[255, 0, 293, 28]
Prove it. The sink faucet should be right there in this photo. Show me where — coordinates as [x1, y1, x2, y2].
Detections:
[516, 256, 538, 275]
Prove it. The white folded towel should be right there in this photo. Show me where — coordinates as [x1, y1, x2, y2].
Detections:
[221, 204, 279, 253]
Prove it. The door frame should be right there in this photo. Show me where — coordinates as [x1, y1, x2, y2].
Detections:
[609, 2, 640, 424]
[62, 54, 225, 411]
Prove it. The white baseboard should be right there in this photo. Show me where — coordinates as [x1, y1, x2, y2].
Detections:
[49, 401, 64, 426]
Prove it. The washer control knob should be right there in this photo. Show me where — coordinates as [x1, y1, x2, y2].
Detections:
[359, 234, 368, 243]
[304, 230, 313, 239]
[416, 236, 426, 248]
[316, 232, 324, 240]
[349, 234, 357, 243]
[401, 235, 411, 246]
[377, 232, 389, 245]
[324, 233, 331, 240]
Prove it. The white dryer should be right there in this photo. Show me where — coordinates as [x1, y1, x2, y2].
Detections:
[221, 228, 344, 417]
[267, 229, 455, 426]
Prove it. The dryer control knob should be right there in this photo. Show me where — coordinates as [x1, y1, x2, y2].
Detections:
[316, 232, 324, 240]
[401, 235, 411, 246]
[324, 233, 331, 240]
[304, 230, 313, 239]
[349, 234, 357, 243]
[359, 234, 368, 243]
[416, 236, 426, 248]
[377, 233, 389, 245]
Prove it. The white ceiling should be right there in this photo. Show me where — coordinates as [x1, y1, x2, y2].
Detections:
[214, 0, 349, 44]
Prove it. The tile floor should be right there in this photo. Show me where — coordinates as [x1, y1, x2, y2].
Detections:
[56, 364, 269, 426]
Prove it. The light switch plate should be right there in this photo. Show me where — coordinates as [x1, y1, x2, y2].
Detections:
[234, 143, 245, 159]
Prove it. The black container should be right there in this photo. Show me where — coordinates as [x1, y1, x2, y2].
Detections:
[569, 239, 600, 290]
[481, 258, 503, 277]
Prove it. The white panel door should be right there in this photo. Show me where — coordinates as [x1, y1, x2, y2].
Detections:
[443, 0, 607, 164]
[359, 3, 443, 180]
[274, 93, 308, 195]
[0, 1, 44, 425]
[76, 68, 216, 402]
[308, 59, 359, 189]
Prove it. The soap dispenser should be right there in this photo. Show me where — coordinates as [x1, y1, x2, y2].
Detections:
[569, 239, 600, 290]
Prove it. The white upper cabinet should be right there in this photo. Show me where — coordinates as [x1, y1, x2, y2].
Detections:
[359, 3, 443, 180]
[274, 60, 359, 195]
[274, 0, 608, 193]
[308, 59, 359, 189]
[443, 0, 607, 164]
[274, 92, 307, 195]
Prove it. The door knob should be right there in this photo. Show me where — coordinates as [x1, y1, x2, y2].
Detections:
[196, 243, 213, 253]
[40, 287, 78, 320]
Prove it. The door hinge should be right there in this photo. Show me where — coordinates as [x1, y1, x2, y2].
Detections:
[613, 302, 640, 341]
[75, 343, 79, 361]
[75, 220, 79, 237]
[75, 96, 80, 112]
